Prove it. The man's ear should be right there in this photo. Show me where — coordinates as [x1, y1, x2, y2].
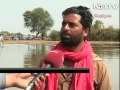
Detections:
[83, 28, 90, 37]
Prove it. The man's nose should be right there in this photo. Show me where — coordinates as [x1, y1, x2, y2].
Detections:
[63, 24, 70, 31]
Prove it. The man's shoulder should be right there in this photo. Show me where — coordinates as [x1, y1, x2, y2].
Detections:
[92, 52, 108, 70]
[92, 52, 103, 61]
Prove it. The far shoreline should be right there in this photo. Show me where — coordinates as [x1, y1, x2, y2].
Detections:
[3, 40, 119, 45]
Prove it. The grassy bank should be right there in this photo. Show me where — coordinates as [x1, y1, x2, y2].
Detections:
[3, 40, 119, 45]
[3, 40, 59, 45]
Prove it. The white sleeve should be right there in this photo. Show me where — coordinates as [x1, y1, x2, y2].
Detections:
[0, 73, 6, 89]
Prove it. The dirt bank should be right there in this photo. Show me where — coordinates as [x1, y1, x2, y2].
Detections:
[3, 40, 119, 45]
[3, 40, 58, 45]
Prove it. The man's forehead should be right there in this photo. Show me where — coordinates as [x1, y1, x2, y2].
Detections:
[62, 14, 81, 24]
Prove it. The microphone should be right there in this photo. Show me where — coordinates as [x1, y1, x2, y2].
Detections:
[25, 50, 64, 90]
[44, 50, 64, 68]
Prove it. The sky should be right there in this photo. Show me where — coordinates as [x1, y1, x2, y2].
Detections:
[0, 0, 119, 35]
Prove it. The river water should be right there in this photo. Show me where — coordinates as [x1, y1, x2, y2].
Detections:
[0, 43, 119, 90]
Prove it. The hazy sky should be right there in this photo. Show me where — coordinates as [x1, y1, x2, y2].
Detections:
[0, 0, 119, 35]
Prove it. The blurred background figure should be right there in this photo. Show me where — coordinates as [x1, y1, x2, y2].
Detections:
[0, 34, 4, 48]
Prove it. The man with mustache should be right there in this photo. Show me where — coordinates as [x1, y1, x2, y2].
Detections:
[35, 5, 111, 90]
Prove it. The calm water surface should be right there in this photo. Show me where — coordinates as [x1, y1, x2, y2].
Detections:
[0, 43, 119, 90]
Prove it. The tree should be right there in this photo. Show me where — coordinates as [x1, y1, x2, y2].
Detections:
[92, 20, 104, 30]
[107, 25, 114, 30]
[49, 30, 60, 41]
[0, 31, 10, 35]
[23, 7, 54, 40]
[15, 32, 23, 39]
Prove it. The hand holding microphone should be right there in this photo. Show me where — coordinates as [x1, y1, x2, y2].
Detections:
[25, 50, 64, 90]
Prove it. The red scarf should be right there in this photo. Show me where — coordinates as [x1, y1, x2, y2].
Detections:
[37, 40, 94, 90]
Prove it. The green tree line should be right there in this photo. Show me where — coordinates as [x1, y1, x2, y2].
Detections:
[87, 27, 119, 41]
[87, 20, 119, 41]
[49, 20, 119, 41]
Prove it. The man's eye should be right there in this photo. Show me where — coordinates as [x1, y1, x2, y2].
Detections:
[62, 22, 66, 26]
[68, 22, 75, 27]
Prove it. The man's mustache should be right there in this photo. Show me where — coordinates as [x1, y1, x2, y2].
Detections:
[61, 32, 71, 36]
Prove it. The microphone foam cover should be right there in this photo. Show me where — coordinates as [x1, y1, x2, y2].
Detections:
[44, 50, 64, 68]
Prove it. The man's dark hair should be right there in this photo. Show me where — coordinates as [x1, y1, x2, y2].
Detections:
[62, 6, 93, 30]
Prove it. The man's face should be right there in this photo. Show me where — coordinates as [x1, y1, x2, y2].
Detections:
[60, 13, 88, 47]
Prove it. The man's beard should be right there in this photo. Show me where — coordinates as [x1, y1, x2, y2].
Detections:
[60, 32, 83, 47]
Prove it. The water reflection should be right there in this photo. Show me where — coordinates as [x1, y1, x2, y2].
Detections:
[22, 43, 119, 68]
[92, 44, 119, 61]
[24, 44, 52, 67]
[0, 43, 119, 90]
[91, 44, 119, 90]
